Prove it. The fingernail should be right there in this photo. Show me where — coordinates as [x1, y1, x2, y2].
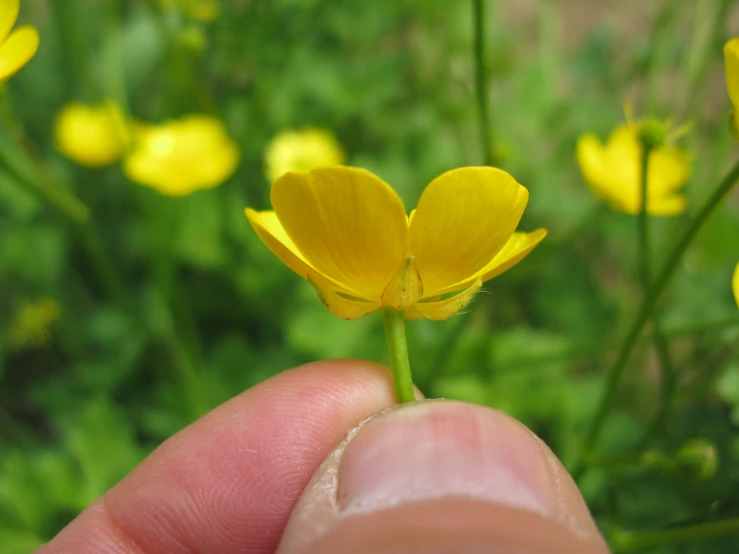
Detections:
[338, 401, 558, 518]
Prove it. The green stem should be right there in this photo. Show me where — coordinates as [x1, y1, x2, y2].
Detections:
[572, 158, 739, 479]
[682, 0, 732, 120]
[472, 0, 494, 166]
[637, 142, 676, 443]
[637, 144, 652, 291]
[643, 0, 679, 112]
[611, 518, 739, 552]
[382, 308, 415, 404]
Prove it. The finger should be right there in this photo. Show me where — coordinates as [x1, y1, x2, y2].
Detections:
[37, 360, 399, 554]
[278, 400, 608, 554]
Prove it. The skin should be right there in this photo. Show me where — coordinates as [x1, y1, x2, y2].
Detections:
[36, 360, 609, 554]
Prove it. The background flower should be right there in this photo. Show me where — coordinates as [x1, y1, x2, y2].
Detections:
[265, 128, 345, 183]
[54, 101, 128, 167]
[577, 123, 690, 216]
[123, 115, 240, 196]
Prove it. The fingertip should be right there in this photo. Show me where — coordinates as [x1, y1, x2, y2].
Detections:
[279, 400, 605, 553]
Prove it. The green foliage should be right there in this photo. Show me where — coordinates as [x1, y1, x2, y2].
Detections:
[1, 0, 739, 552]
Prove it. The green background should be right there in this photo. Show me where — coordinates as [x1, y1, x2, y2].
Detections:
[1, 0, 739, 552]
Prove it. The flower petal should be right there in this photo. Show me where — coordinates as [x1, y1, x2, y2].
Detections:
[435, 229, 547, 295]
[413, 280, 482, 321]
[733, 262, 739, 309]
[0, 0, 19, 45]
[409, 167, 528, 296]
[576, 133, 607, 193]
[725, 38, 739, 108]
[245, 209, 345, 292]
[649, 147, 690, 194]
[307, 272, 381, 320]
[0, 25, 38, 82]
[271, 166, 409, 302]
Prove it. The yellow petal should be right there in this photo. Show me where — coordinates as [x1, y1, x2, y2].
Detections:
[271, 166, 408, 302]
[0, 25, 39, 82]
[649, 147, 690, 194]
[245, 209, 312, 279]
[409, 167, 529, 296]
[380, 255, 423, 310]
[307, 272, 381, 320]
[436, 229, 547, 295]
[645, 194, 687, 217]
[733, 262, 739, 308]
[413, 280, 482, 321]
[576, 133, 607, 193]
[0, 0, 19, 45]
[245, 209, 345, 293]
[725, 39, 739, 108]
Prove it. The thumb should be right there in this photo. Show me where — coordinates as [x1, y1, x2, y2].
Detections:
[277, 400, 609, 554]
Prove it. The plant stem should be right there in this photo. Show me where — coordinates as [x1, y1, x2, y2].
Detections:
[637, 144, 652, 291]
[643, 0, 680, 112]
[637, 142, 676, 443]
[382, 308, 416, 404]
[472, 0, 494, 166]
[682, 0, 732, 120]
[572, 157, 739, 479]
[611, 518, 739, 552]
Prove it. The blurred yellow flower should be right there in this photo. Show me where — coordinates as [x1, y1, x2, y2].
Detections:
[123, 115, 239, 196]
[265, 128, 345, 183]
[246, 166, 546, 320]
[733, 262, 739, 308]
[577, 124, 690, 216]
[0, 0, 39, 82]
[159, 0, 219, 22]
[54, 101, 128, 167]
[7, 297, 60, 350]
[724, 38, 739, 134]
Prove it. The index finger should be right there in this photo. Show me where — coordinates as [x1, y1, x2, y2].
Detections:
[37, 360, 396, 554]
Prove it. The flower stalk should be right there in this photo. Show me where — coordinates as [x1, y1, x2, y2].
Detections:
[382, 308, 415, 404]
[572, 157, 739, 479]
[472, 0, 494, 166]
[637, 137, 676, 442]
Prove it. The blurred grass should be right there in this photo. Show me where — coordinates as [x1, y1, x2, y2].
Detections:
[1, 0, 739, 552]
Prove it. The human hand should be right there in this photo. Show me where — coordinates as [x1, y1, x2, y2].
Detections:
[37, 360, 609, 553]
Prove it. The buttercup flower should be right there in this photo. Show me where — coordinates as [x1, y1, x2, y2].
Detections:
[265, 128, 345, 183]
[246, 166, 546, 320]
[54, 101, 128, 167]
[733, 262, 738, 308]
[0, 0, 39, 83]
[7, 297, 60, 350]
[159, 0, 219, 22]
[577, 124, 690, 216]
[724, 38, 739, 135]
[123, 115, 239, 196]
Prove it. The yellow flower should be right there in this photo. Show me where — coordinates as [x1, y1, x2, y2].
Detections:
[724, 38, 739, 134]
[733, 262, 739, 309]
[159, 0, 219, 22]
[265, 128, 345, 183]
[246, 166, 547, 320]
[54, 101, 129, 167]
[123, 115, 239, 196]
[0, 0, 39, 82]
[7, 297, 60, 350]
[576, 124, 690, 216]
